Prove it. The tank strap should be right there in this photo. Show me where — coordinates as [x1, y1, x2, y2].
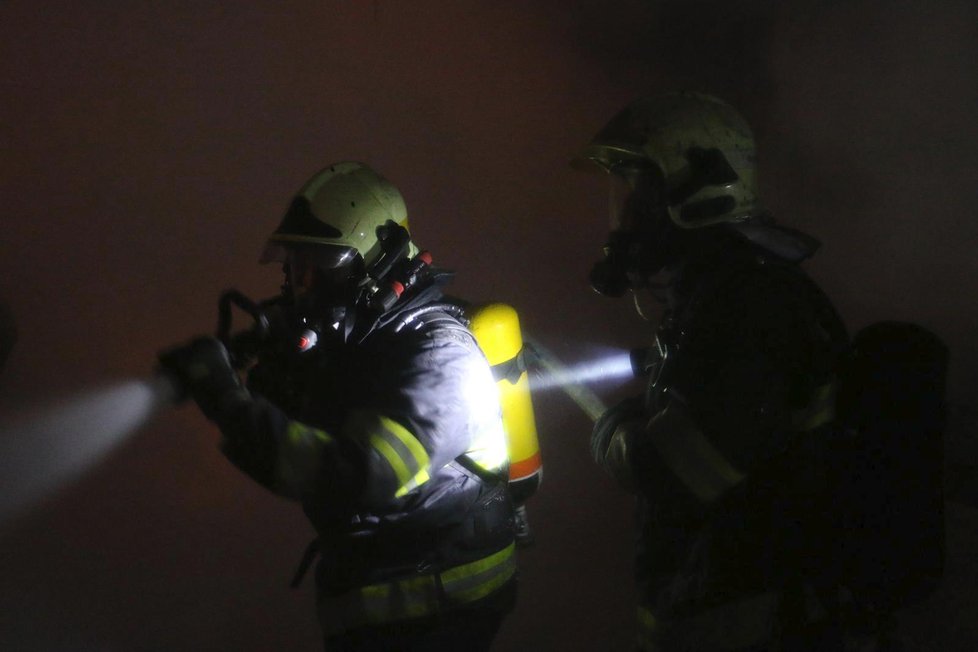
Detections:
[489, 346, 529, 385]
[454, 452, 508, 485]
[290, 538, 321, 588]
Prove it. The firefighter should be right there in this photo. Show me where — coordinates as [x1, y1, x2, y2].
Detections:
[579, 94, 854, 651]
[160, 162, 517, 651]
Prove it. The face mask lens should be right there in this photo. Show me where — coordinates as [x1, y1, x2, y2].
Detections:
[608, 173, 633, 231]
[608, 163, 664, 233]
[287, 262, 314, 301]
[282, 245, 364, 313]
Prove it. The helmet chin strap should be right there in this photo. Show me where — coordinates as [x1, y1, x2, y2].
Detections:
[630, 273, 669, 321]
[632, 290, 656, 322]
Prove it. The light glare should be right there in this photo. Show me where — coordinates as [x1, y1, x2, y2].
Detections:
[528, 350, 634, 391]
[0, 376, 176, 525]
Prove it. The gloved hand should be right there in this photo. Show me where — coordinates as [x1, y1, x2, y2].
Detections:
[591, 395, 645, 473]
[157, 336, 243, 419]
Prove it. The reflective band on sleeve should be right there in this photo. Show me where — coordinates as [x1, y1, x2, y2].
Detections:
[791, 381, 837, 432]
[649, 405, 746, 504]
[364, 415, 431, 498]
[275, 421, 334, 496]
[317, 543, 517, 636]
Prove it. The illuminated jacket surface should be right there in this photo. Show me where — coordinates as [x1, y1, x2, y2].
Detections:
[211, 286, 513, 592]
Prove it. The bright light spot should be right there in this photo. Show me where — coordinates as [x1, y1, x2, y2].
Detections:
[521, 338, 630, 423]
[460, 356, 509, 469]
[528, 349, 634, 391]
[0, 375, 177, 525]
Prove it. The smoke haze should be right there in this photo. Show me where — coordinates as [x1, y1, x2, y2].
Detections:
[1, 1, 976, 649]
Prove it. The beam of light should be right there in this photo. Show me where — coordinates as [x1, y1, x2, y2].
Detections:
[523, 337, 631, 423]
[527, 348, 635, 391]
[0, 375, 178, 526]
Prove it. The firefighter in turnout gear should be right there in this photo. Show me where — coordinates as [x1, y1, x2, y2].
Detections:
[160, 162, 517, 651]
[579, 94, 853, 651]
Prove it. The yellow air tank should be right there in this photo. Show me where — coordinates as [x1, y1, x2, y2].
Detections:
[468, 303, 542, 506]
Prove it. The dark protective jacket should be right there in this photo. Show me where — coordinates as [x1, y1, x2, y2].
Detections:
[627, 227, 849, 651]
[208, 280, 516, 636]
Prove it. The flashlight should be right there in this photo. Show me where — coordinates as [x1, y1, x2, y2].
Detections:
[630, 347, 652, 377]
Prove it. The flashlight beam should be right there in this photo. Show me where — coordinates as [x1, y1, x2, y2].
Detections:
[523, 336, 608, 423]
[0, 375, 178, 526]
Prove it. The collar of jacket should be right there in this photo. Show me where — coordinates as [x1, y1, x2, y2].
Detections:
[353, 268, 456, 343]
[664, 221, 819, 312]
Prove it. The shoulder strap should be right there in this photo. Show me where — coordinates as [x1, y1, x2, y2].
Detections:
[454, 452, 509, 485]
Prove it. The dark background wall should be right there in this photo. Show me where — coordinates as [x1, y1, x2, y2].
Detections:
[1, 1, 976, 650]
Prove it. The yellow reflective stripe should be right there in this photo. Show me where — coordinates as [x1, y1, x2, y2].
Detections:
[441, 542, 514, 584]
[637, 605, 659, 651]
[382, 416, 430, 473]
[394, 469, 431, 498]
[650, 405, 746, 503]
[318, 545, 516, 635]
[285, 421, 333, 447]
[357, 575, 440, 621]
[363, 415, 431, 498]
[370, 432, 412, 487]
[637, 604, 657, 631]
[442, 543, 517, 604]
[275, 421, 334, 495]
[792, 381, 837, 431]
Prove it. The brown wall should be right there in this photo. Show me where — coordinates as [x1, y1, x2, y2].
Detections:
[1, 1, 976, 649]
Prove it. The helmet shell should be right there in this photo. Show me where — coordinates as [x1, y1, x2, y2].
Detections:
[264, 161, 416, 268]
[577, 92, 760, 227]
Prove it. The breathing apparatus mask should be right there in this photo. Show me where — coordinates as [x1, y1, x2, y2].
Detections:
[208, 222, 428, 420]
[589, 163, 678, 299]
[253, 220, 431, 355]
[257, 240, 363, 353]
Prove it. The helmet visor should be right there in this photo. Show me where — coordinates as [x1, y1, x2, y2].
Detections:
[265, 244, 365, 314]
[259, 241, 360, 269]
[608, 162, 665, 233]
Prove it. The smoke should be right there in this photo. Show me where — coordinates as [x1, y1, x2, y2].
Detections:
[0, 299, 15, 377]
[0, 375, 177, 526]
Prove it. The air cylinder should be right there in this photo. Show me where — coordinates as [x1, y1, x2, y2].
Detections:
[468, 303, 542, 505]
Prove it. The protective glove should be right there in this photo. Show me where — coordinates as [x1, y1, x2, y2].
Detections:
[591, 395, 646, 488]
[157, 336, 244, 420]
